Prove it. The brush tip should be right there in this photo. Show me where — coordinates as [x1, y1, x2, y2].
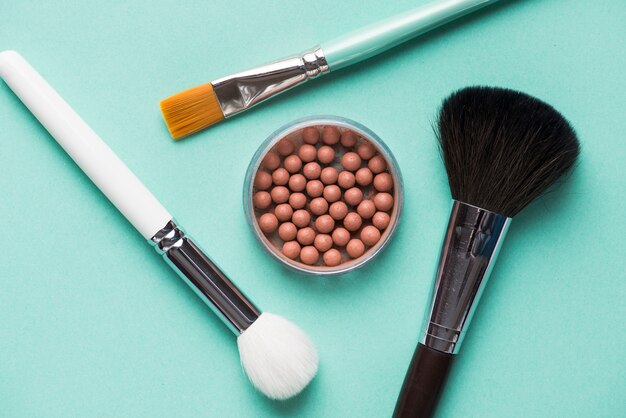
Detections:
[159, 83, 224, 140]
[437, 86, 580, 217]
[237, 312, 318, 400]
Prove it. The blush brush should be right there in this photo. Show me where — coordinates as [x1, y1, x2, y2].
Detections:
[393, 86, 580, 417]
[160, 0, 501, 140]
[0, 50, 317, 400]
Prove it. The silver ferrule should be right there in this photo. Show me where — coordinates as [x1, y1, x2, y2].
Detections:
[211, 46, 329, 118]
[421, 201, 511, 354]
[150, 220, 260, 335]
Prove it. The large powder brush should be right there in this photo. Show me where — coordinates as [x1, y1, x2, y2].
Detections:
[394, 86, 580, 417]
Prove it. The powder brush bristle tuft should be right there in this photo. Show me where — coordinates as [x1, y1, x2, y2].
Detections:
[237, 312, 318, 400]
[159, 83, 224, 140]
[437, 86, 580, 217]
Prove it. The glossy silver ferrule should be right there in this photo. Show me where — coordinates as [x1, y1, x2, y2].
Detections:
[211, 46, 329, 118]
[151, 220, 260, 335]
[421, 201, 511, 354]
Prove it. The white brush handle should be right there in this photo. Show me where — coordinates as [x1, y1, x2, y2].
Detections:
[0, 50, 171, 239]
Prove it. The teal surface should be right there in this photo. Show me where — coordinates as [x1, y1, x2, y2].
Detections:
[1, 1, 624, 417]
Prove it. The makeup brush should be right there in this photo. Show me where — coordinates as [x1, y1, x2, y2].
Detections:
[0, 50, 317, 400]
[160, 0, 501, 139]
[393, 86, 580, 417]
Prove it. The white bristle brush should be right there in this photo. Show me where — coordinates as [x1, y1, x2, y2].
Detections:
[0, 50, 318, 400]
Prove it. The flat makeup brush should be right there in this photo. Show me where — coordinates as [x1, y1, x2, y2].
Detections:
[0, 50, 317, 400]
[393, 86, 580, 417]
[160, 0, 500, 139]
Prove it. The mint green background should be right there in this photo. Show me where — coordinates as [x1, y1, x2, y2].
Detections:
[1, 1, 625, 417]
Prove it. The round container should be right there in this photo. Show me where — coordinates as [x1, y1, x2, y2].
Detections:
[244, 116, 403, 275]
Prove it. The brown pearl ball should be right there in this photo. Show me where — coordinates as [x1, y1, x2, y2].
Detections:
[337, 171, 356, 189]
[262, 152, 280, 171]
[271, 186, 290, 204]
[372, 211, 391, 230]
[329, 201, 348, 220]
[288, 174, 306, 192]
[368, 155, 387, 174]
[314, 234, 333, 252]
[274, 203, 293, 222]
[355, 167, 373, 186]
[257, 125, 400, 269]
[302, 127, 320, 144]
[309, 197, 329, 215]
[332, 227, 351, 246]
[373, 172, 393, 192]
[272, 168, 289, 186]
[323, 185, 342, 203]
[357, 199, 376, 219]
[276, 139, 295, 156]
[341, 152, 362, 171]
[315, 214, 335, 234]
[300, 245, 319, 265]
[254, 171, 272, 190]
[323, 248, 342, 267]
[253, 191, 272, 209]
[303, 162, 321, 179]
[282, 241, 301, 260]
[360, 225, 381, 246]
[322, 126, 340, 145]
[284, 155, 302, 173]
[357, 142, 376, 160]
[306, 180, 324, 198]
[289, 192, 307, 209]
[278, 222, 297, 241]
[298, 144, 317, 162]
[343, 212, 362, 232]
[320, 167, 338, 185]
[292, 209, 311, 228]
[344, 187, 363, 206]
[297, 227, 316, 245]
[346, 239, 365, 258]
[317, 145, 335, 164]
[340, 130, 358, 147]
[259, 213, 278, 233]
[374, 192, 394, 211]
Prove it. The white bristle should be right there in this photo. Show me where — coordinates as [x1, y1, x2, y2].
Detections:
[237, 312, 318, 400]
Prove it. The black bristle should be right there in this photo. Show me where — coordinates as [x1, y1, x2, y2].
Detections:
[436, 86, 580, 217]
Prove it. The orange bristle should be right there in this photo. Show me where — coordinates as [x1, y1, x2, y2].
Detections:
[159, 83, 224, 140]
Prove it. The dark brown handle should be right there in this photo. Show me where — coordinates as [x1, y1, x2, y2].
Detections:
[393, 343, 454, 418]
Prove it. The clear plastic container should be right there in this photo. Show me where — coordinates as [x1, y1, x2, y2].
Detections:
[244, 115, 403, 276]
